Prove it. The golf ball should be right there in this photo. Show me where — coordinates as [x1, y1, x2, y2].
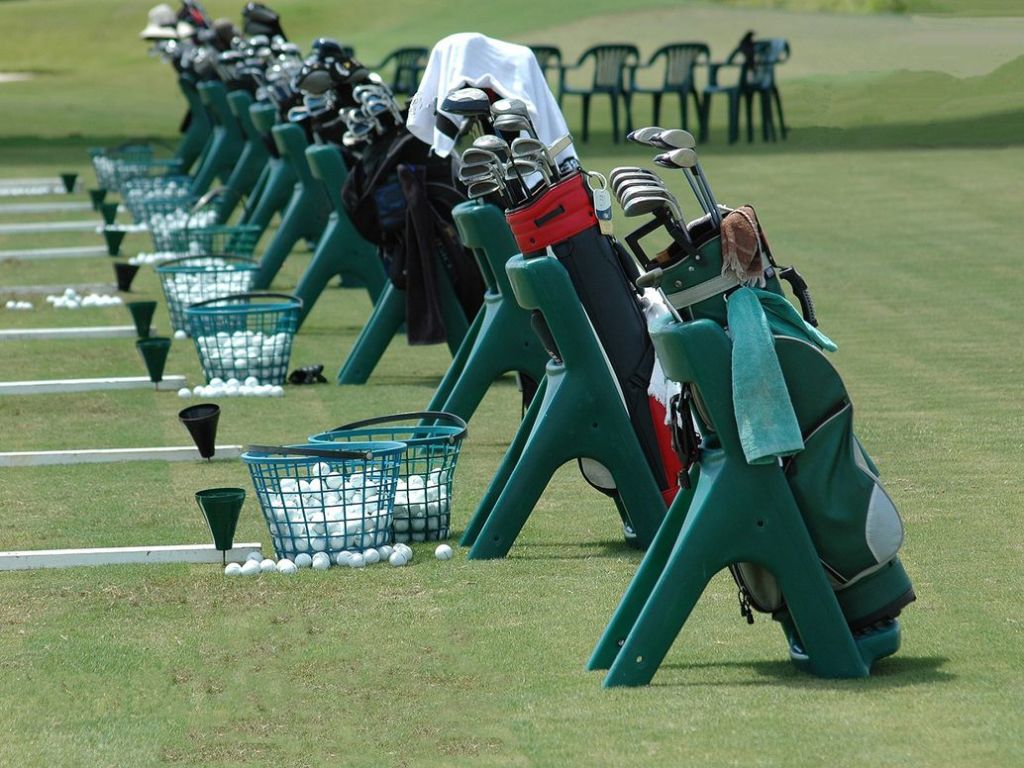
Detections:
[259, 558, 277, 573]
[311, 552, 331, 571]
[277, 559, 297, 575]
[246, 551, 263, 562]
[294, 553, 313, 568]
[395, 543, 413, 562]
[434, 544, 453, 561]
[388, 551, 408, 567]
[173, 329, 187, 340]
[377, 545, 393, 561]
[224, 563, 243, 576]
[335, 550, 353, 566]
[362, 548, 381, 564]
[177, 388, 191, 398]
[240, 560, 261, 576]
[348, 553, 366, 568]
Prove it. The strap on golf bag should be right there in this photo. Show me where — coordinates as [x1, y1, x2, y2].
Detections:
[506, 173, 679, 502]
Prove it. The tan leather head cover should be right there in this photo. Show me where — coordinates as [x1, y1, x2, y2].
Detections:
[720, 205, 769, 287]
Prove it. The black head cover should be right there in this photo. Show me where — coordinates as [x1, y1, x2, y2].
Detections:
[242, 2, 286, 40]
[441, 87, 491, 117]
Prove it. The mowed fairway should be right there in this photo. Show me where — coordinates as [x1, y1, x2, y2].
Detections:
[1, 1, 1023, 766]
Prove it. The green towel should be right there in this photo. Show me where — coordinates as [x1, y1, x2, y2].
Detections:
[752, 288, 837, 352]
[728, 287, 805, 465]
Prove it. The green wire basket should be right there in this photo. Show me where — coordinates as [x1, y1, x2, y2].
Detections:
[309, 411, 468, 542]
[184, 292, 301, 384]
[243, 442, 407, 558]
[156, 255, 259, 333]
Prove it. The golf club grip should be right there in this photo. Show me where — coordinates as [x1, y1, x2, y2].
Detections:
[779, 266, 818, 327]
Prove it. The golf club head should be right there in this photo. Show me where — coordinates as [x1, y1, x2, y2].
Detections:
[461, 147, 502, 167]
[458, 162, 496, 181]
[493, 113, 535, 137]
[513, 158, 550, 181]
[442, 87, 491, 117]
[490, 98, 530, 119]
[653, 128, 696, 150]
[620, 188, 684, 221]
[611, 172, 663, 192]
[511, 137, 546, 157]
[665, 148, 699, 169]
[627, 126, 666, 146]
[472, 135, 511, 161]
[467, 179, 502, 199]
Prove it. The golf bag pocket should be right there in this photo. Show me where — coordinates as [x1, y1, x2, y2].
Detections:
[373, 176, 408, 234]
[506, 173, 596, 254]
[785, 403, 904, 588]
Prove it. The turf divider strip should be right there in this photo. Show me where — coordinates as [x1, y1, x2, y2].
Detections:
[0, 375, 187, 395]
[0, 326, 141, 341]
[0, 445, 243, 466]
[0, 543, 262, 571]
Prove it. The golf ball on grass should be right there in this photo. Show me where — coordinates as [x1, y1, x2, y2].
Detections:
[362, 548, 381, 565]
[174, 329, 188, 340]
[277, 559, 297, 575]
[311, 552, 331, 571]
[294, 553, 313, 568]
[335, 551, 353, 566]
[246, 551, 263, 562]
[224, 563, 243, 576]
[240, 560, 261, 576]
[260, 558, 277, 573]
[435, 544, 453, 561]
[388, 551, 408, 567]
[348, 553, 366, 568]
[177, 388, 191, 398]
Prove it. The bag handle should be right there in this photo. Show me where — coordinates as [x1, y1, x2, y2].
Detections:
[246, 444, 377, 461]
[188, 291, 302, 310]
[327, 410, 468, 443]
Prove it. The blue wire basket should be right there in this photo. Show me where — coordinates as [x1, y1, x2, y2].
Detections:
[156, 256, 259, 333]
[184, 292, 302, 385]
[309, 411, 467, 542]
[243, 442, 407, 558]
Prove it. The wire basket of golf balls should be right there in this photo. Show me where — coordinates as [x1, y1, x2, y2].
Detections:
[157, 255, 259, 333]
[161, 223, 262, 259]
[121, 185, 195, 226]
[110, 159, 186, 194]
[309, 411, 467, 542]
[184, 292, 302, 385]
[243, 442, 407, 558]
[90, 144, 155, 189]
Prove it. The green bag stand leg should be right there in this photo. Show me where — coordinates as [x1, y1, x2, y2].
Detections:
[426, 202, 550, 421]
[175, 75, 212, 173]
[595, 316, 901, 686]
[215, 90, 269, 223]
[336, 263, 471, 384]
[238, 103, 294, 231]
[252, 123, 330, 289]
[464, 253, 667, 559]
[190, 81, 244, 197]
[292, 144, 386, 329]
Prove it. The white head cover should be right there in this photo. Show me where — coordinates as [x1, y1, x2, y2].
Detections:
[140, 4, 178, 40]
[407, 32, 574, 161]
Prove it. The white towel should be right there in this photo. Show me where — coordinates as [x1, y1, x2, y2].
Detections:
[406, 32, 575, 162]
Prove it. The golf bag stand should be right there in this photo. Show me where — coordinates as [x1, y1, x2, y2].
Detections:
[191, 81, 244, 198]
[293, 144, 387, 328]
[215, 90, 270, 223]
[425, 201, 549, 421]
[175, 74, 213, 173]
[462, 173, 676, 559]
[252, 122, 331, 289]
[593, 230, 913, 686]
[240, 102, 297, 231]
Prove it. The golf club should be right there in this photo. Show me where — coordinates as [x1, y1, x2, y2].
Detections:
[662, 147, 721, 226]
[626, 126, 666, 145]
[653, 150, 716, 225]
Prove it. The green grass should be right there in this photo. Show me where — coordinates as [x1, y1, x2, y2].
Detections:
[2, 0, 1024, 765]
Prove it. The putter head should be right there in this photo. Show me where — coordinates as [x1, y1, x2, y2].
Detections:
[627, 126, 666, 146]
[653, 128, 696, 150]
[441, 87, 491, 117]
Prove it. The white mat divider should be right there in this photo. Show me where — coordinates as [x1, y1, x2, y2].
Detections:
[0, 326, 141, 342]
[0, 375, 186, 395]
[0, 245, 108, 261]
[0, 543, 262, 571]
[0, 445, 243, 467]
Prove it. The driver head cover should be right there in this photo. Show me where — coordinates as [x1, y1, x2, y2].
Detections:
[720, 205, 771, 288]
[140, 4, 178, 39]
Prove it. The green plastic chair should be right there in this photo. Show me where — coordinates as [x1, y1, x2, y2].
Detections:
[252, 122, 331, 289]
[628, 43, 710, 136]
[215, 90, 270, 223]
[559, 44, 640, 142]
[192, 81, 244, 197]
[529, 45, 563, 90]
[461, 251, 668, 558]
[239, 102, 296, 232]
[426, 202, 550, 420]
[292, 144, 386, 328]
[369, 47, 429, 97]
[700, 37, 791, 144]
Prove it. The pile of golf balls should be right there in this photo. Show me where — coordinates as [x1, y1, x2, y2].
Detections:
[192, 330, 292, 380]
[4, 300, 33, 310]
[257, 464, 399, 555]
[43, 288, 122, 309]
[163, 266, 255, 331]
[177, 376, 283, 398]
[391, 470, 452, 543]
[130, 251, 182, 266]
[224, 544, 422, 576]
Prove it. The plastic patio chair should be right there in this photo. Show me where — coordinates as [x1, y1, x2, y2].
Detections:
[529, 45, 563, 87]
[700, 36, 790, 144]
[369, 47, 429, 97]
[558, 44, 640, 142]
[628, 43, 710, 136]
